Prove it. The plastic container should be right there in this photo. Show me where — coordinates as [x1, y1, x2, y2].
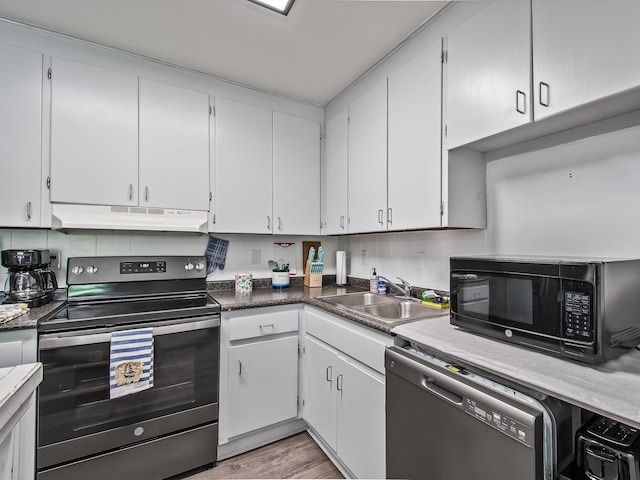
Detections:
[377, 279, 387, 295]
[370, 267, 378, 293]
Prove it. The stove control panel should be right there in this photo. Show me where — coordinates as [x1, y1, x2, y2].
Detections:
[121, 261, 166, 274]
[67, 256, 207, 284]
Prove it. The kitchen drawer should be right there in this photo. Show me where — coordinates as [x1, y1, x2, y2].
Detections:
[229, 309, 298, 341]
[305, 306, 392, 374]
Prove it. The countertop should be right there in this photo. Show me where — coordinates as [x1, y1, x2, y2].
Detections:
[0, 299, 65, 331]
[209, 284, 443, 335]
[392, 316, 640, 429]
[0, 362, 42, 445]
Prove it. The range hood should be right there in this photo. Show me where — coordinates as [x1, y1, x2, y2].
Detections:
[52, 204, 209, 233]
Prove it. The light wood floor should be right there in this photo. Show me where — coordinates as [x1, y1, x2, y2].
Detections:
[183, 432, 344, 479]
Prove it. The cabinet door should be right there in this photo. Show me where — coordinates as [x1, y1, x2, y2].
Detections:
[214, 97, 272, 233]
[533, 0, 640, 120]
[50, 57, 138, 206]
[0, 44, 42, 227]
[336, 356, 386, 479]
[227, 336, 298, 438]
[273, 112, 320, 235]
[303, 335, 338, 451]
[347, 79, 388, 233]
[139, 79, 210, 211]
[446, 0, 531, 148]
[388, 42, 442, 230]
[322, 108, 348, 235]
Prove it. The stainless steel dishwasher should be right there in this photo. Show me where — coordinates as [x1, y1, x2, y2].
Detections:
[386, 345, 573, 480]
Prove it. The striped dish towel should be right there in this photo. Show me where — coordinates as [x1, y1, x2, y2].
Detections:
[109, 328, 154, 399]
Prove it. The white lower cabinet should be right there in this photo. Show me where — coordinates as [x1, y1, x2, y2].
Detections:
[219, 306, 300, 443]
[227, 336, 298, 438]
[0, 329, 37, 480]
[303, 307, 391, 479]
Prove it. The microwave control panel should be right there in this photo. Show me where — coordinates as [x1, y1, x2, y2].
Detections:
[564, 292, 593, 341]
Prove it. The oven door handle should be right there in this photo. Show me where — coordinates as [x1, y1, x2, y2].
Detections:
[39, 317, 220, 350]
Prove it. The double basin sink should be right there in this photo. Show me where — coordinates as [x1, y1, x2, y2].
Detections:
[316, 291, 448, 324]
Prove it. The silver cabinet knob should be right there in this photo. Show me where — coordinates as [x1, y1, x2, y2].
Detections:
[185, 263, 194, 271]
[71, 266, 84, 275]
[195, 262, 205, 272]
[86, 265, 98, 274]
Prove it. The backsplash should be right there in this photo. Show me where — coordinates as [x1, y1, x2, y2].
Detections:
[0, 230, 333, 289]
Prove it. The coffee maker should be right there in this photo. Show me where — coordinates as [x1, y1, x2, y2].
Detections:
[2, 249, 58, 307]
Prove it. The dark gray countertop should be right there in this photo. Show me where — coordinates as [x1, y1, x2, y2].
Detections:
[209, 283, 447, 335]
[0, 299, 65, 331]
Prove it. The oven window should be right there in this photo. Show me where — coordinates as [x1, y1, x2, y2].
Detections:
[454, 273, 561, 334]
[38, 327, 219, 446]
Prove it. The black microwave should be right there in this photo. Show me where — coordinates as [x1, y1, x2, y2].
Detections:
[450, 255, 640, 364]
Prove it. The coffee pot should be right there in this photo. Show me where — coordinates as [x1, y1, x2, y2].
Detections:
[2, 249, 57, 307]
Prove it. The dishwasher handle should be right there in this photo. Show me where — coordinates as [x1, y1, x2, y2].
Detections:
[421, 376, 464, 405]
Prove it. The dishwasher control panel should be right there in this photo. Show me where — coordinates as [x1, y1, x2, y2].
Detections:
[464, 398, 534, 448]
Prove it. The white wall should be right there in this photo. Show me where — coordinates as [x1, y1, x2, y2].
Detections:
[0, 230, 335, 288]
[343, 122, 640, 292]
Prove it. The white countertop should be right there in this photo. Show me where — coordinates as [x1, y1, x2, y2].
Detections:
[0, 363, 43, 446]
[392, 317, 640, 428]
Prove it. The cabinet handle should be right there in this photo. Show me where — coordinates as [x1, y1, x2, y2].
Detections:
[267, 216, 271, 231]
[337, 373, 344, 392]
[326, 366, 332, 382]
[387, 208, 393, 225]
[277, 217, 282, 231]
[26, 202, 32, 221]
[378, 209, 384, 225]
[340, 216, 345, 230]
[239, 360, 242, 376]
[539, 82, 550, 107]
[516, 90, 526, 114]
[145, 186, 149, 202]
[129, 184, 134, 201]
[259, 323, 274, 330]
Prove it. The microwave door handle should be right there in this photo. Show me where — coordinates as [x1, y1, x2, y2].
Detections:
[39, 317, 219, 350]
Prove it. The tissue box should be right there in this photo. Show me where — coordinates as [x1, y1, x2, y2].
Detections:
[235, 273, 253, 294]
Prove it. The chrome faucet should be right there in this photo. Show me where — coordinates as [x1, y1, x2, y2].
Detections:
[378, 275, 413, 299]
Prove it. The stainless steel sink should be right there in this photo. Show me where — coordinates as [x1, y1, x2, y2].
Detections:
[316, 291, 448, 323]
[319, 292, 396, 307]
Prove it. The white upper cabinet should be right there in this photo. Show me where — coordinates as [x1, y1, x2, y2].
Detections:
[445, 0, 531, 149]
[0, 43, 43, 227]
[214, 97, 321, 235]
[532, 0, 640, 120]
[321, 108, 348, 235]
[139, 79, 210, 211]
[347, 79, 388, 233]
[214, 97, 273, 233]
[273, 112, 321, 235]
[388, 42, 443, 230]
[50, 56, 139, 206]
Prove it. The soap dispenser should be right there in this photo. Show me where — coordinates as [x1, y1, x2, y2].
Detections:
[370, 267, 378, 293]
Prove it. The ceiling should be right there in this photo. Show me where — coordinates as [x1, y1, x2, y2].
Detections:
[0, 0, 448, 106]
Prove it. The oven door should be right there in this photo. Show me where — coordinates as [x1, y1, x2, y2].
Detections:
[450, 270, 563, 339]
[37, 316, 219, 470]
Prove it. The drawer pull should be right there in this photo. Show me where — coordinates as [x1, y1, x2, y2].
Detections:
[259, 323, 275, 330]
[326, 365, 332, 382]
[239, 360, 242, 376]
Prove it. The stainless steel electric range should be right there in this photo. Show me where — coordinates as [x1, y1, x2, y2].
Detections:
[37, 256, 220, 480]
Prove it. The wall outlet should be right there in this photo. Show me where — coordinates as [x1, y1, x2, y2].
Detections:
[361, 249, 367, 265]
[250, 250, 261, 265]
